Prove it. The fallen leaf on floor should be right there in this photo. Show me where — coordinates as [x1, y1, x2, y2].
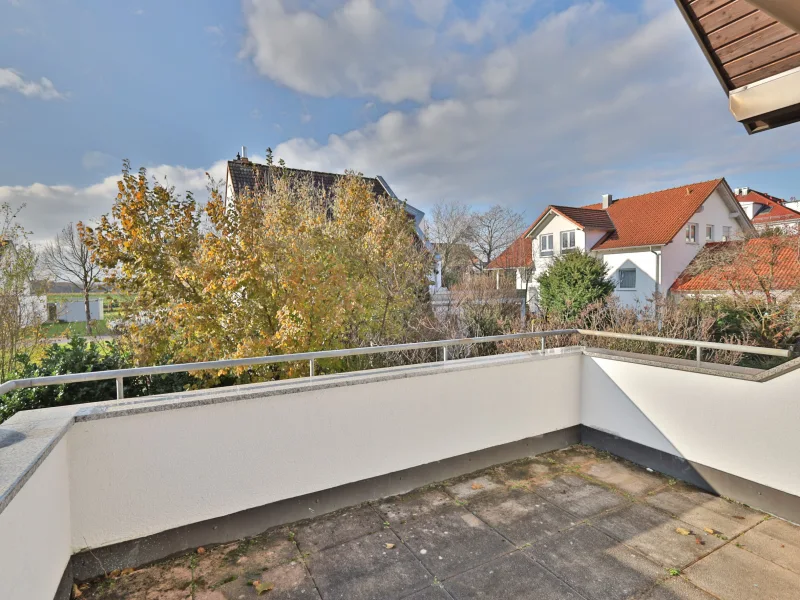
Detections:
[675, 528, 691, 536]
[197, 547, 206, 554]
[109, 569, 121, 578]
[703, 527, 715, 535]
[78, 584, 89, 590]
[253, 580, 274, 595]
[695, 537, 704, 545]
[732, 516, 745, 520]
[71, 583, 82, 599]
[385, 543, 396, 549]
[471, 483, 484, 490]
[120, 568, 135, 576]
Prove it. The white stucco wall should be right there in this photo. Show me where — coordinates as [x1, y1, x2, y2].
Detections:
[582, 356, 800, 498]
[0, 439, 71, 599]
[599, 250, 659, 308]
[67, 354, 582, 549]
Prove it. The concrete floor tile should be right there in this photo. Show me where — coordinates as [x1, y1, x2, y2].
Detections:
[307, 530, 431, 600]
[447, 476, 503, 501]
[534, 474, 629, 518]
[218, 562, 320, 599]
[467, 488, 576, 545]
[528, 524, 663, 599]
[392, 504, 513, 578]
[585, 461, 664, 496]
[493, 456, 564, 485]
[686, 543, 800, 600]
[403, 585, 452, 599]
[547, 445, 602, 468]
[293, 505, 384, 553]
[737, 518, 800, 575]
[445, 552, 583, 599]
[377, 489, 455, 523]
[640, 577, 718, 600]
[593, 504, 724, 568]
[646, 491, 761, 538]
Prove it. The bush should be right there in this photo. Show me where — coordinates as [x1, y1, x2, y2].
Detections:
[0, 336, 190, 423]
[537, 252, 615, 320]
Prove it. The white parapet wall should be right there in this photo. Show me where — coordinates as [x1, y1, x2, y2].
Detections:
[581, 355, 800, 499]
[67, 351, 582, 550]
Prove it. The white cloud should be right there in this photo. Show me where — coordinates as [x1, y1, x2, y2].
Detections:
[240, 0, 443, 103]
[410, 0, 449, 25]
[271, 1, 800, 216]
[0, 68, 65, 100]
[0, 161, 229, 241]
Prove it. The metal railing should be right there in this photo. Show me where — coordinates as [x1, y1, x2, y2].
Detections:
[0, 329, 792, 401]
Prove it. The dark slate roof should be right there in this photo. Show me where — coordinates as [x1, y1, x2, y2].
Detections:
[227, 159, 390, 199]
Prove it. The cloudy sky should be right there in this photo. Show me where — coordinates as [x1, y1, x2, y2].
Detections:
[2, 0, 799, 240]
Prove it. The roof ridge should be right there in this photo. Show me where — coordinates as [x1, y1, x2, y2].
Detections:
[229, 160, 379, 182]
[605, 178, 724, 204]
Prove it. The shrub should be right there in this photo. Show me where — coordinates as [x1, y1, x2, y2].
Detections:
[537, 252, 615, 320]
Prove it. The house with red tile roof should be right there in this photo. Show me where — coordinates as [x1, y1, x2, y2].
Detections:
[487, 179, 754, 308]
[672, 236, 800, 302]
[734, 188, 800, 234]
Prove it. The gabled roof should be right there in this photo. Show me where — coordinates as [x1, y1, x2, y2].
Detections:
[737, 189, 800, 224]
[524, 179, 735, 252]
[589, 179, 726, 250]
[672, 236, 800, 292]
[227, 159, 390, 199]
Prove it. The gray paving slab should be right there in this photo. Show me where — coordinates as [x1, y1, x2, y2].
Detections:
[447, 476, 503, 501]
[686, 543, 800, 600]
[737, 518, 800, 575]
[218, 561, 321, 599]
[306, 529, 432, 600]
[527, 524, 663, 600]
[444, 552, 583, 599]
[639, 577, 718, 600]
[402, 585, 453, 599]
[646, 490, 761, 538]
[293, 504, 384, 553]
[593, 503, 724, 568]
[493, 456, 564, 485]
[584, 460, 664, 496]
[467, 487, 577, 545]
[377, 489, 455, 523]
[533, 474, 629, 518]
[391, 503, 513, 578]
[548, 445, 601, 468]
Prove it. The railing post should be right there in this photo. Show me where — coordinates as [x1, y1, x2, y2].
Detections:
[540, 336, 545, 352]
[696, 346, 702, 366]
[309, 359, 315, 377]
[116, 376, 124, 400]
[443, 346, 448, 362]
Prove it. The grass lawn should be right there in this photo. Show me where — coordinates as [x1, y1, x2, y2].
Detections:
[41, 320, 112, 338]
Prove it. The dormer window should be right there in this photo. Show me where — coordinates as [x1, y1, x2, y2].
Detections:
[561, 231, 576, 251]
[540, 233, 554, 256]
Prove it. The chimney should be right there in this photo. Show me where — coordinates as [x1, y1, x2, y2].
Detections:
[602, 194, 613, 209]
[740, 186, 749, 196]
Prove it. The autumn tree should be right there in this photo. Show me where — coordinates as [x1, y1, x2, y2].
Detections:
[81, 162, 432, 377]
[42, 223, 102, 334]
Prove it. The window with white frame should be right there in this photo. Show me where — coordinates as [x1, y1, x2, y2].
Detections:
[706, 224, 714, 242]
[539, 233, 554, 256]
[685, 223, 698, 243]
[618, 268, 636, 290]
[722, 226, 732, 240]
[560, 230, 576, 251]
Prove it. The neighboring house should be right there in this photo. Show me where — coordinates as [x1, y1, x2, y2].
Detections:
[672, 236, 800, 301]
[485, 223, 535, 293]
[223, 150, 443, 292]
[489, 179, 754, 309]
[735, 187, 800, 234]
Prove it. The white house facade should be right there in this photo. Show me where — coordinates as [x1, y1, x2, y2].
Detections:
[488, 179, 753, 309]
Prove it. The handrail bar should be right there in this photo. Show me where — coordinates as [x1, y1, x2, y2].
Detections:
[0, 328, 791, 400]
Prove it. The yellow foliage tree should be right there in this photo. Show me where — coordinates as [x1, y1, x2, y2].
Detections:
[81, 161, 432, 378]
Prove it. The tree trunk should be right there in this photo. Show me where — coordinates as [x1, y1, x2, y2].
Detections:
[84, 288, 93, 336]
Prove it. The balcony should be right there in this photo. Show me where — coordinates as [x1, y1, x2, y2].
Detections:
[1, 333, 800, 599]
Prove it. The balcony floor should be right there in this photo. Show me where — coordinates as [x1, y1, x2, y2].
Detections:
[78, 445, 800, 600]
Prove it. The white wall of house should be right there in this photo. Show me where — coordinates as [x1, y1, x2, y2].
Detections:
[660, 188, 744, 294]
[599, 249, 659, 308]
[56, 299, 104, 322]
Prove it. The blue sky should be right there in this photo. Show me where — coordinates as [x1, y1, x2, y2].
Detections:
[2, 0, 799, 240]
